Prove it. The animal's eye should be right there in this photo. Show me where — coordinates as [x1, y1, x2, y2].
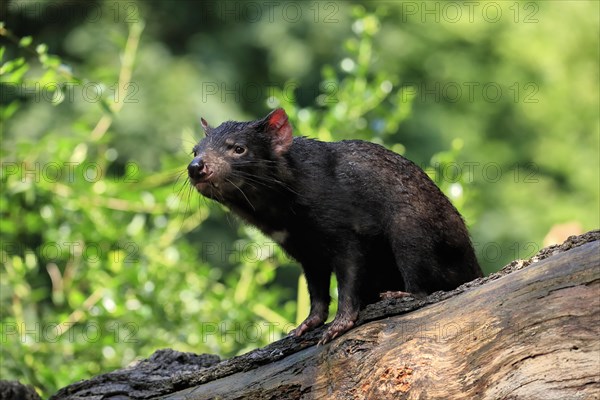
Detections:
[233, 145, 246, 155]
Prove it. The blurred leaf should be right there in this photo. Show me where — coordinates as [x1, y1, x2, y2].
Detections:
[19, 36, 33, 48]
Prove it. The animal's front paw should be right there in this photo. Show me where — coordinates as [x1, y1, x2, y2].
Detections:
[289, 313, 326, 338]
[318, 316, 356, 345]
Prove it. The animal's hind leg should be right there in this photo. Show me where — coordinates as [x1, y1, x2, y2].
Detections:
[386, 233, 434, 298]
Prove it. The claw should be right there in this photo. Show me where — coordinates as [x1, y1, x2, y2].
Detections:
[317, 318, 355, 345]
[289, 313, 326, 338]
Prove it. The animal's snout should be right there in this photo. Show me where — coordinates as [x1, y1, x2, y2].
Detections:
[188, 157, 207, 180]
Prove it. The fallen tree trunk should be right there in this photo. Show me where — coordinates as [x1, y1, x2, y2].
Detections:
[51, 231, 600, 400]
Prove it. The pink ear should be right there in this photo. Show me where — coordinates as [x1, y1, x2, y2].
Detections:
[266, 108, 293, 155]
[200, 117, 210, 134]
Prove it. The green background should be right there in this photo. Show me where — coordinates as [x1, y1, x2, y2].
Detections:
[1, 1, 598, 397]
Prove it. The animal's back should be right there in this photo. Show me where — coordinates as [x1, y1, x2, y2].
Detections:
[287, 138, 482, 296]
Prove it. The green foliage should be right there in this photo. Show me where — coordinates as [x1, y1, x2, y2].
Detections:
[1, 1, 598, 398]
[0, 7, 413, 397]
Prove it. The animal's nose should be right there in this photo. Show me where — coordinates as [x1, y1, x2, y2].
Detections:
[188, 158, 206, 179]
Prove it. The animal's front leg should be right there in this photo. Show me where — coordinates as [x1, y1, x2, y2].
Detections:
[290, 264, 331, 337]
[318, 250, 363, 345]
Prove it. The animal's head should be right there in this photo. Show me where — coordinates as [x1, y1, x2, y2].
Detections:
[187, 108, 293, 200]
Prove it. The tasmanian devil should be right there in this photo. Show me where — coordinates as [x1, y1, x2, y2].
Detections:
[188, 108, 483, 344]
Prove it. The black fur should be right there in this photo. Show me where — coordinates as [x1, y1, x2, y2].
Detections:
[188, 109, 482, 344]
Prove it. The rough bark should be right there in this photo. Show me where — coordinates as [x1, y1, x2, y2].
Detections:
[50, 230, 600, 400]
[0, 380, 42, 400]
